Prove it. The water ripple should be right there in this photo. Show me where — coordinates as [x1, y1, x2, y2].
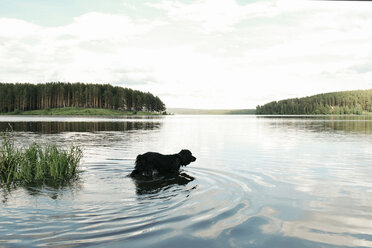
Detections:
[0, 166, 258, 247]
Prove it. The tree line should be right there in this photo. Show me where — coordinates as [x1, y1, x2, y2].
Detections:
[256, 89, 372, 115]
[0, 82, 166, 113]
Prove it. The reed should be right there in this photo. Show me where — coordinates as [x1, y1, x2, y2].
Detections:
[0, 132, 82, 185]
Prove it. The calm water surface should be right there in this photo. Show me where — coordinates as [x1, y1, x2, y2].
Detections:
[1, 115, 372, 248]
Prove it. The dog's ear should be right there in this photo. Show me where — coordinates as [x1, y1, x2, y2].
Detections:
[178, 150, 187, 165]
[179, 149, 190, 156]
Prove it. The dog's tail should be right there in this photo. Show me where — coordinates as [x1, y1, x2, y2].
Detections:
[135, 154, 145, 170]
[130, 155, 145, 177]
[132, 154, 152, 176]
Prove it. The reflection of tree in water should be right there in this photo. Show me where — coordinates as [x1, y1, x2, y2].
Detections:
[325, 120, 372, 134]
[0, 121, 162, 133]
[133, 172, 195, 195]
[260, 116, 372, 134]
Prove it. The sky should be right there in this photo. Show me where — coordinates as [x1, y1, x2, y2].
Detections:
[0, 0, 372, 109]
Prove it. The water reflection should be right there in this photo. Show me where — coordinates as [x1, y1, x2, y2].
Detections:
[132, 172, 195, 195]
[0, 179, 82, 203]
[258, 115, 372, 134]
[257, 206, 372, 247]
[0, 121, 162, 133]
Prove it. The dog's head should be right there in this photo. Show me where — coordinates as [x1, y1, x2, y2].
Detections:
[178, 149, 196, 166]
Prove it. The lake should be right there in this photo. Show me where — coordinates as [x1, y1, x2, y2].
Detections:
[1, 115, 372, 248]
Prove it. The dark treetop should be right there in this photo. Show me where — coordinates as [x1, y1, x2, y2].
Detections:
[256, 89, 372, 115]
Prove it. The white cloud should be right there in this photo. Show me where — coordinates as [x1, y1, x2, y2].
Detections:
[1, 0, 372, 109]
[148, 0, 252, 32]
[60, 12, 155, 40]
[0, 13, 162, 83]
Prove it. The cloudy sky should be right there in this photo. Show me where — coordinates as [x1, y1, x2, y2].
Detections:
[0, 0, 371, 109]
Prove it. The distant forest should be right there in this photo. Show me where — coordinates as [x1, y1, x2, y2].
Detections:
[256, 89, 372, 115]
[0, 82, 166, 113]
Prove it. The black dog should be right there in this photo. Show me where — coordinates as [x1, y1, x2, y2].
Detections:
[130, 149, 196, 177]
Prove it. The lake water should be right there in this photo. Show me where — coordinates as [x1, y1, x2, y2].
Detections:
[1, 115, 372, 248]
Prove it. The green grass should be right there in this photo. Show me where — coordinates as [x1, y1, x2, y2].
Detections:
[0, 132, 82, 186]
[1, 107, 163, 116]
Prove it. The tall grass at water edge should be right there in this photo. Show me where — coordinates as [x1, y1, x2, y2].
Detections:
[0, 132, 82, 186]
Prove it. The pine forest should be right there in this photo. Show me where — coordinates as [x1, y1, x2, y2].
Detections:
[256, 89, 372, 115]
[0, 82, 166, 113]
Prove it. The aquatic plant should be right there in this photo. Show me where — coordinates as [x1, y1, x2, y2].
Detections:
[0, 132, 82, 186]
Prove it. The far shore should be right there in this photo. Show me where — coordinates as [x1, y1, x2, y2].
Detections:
[166, 108, 256, 115]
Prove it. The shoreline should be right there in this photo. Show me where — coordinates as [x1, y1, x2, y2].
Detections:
[0, 107, 165, 116]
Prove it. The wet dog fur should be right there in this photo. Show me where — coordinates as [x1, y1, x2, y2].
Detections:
[130, 149, 196, 177]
